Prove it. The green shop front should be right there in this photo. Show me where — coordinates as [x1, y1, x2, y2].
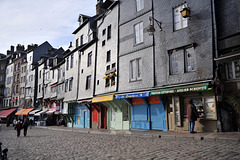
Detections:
[92, 94, 130, 130]
[151, 82, 218, 133]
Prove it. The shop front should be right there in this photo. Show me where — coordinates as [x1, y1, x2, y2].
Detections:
[115, 91, 167, 131]
[92, 94, 113, 129]
[102, 99, 130, 130]
[151, 82, 218, 132]
[74, 102, 90, 128]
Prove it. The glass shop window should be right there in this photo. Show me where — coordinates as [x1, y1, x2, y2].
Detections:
[184, 96, 216, 119]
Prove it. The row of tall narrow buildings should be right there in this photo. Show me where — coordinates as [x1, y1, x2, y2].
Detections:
[0, 0, 239, 132]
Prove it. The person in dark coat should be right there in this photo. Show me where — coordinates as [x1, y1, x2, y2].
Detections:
[22, 119, 29, 137]
[15, 120, 22, 137]
[187, 99, 199, 133]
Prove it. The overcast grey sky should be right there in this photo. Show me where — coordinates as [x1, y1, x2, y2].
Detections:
[0, 0, 96, 54]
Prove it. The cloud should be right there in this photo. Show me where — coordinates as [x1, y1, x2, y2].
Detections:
[0, 0, 96, 54]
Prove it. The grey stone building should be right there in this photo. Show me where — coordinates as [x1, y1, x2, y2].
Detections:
[215, 0, 240, 131]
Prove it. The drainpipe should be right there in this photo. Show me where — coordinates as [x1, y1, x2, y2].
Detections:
[76, 50, 81, 100]
[212, 0, 222, 132]
[151, 0, 156, 88]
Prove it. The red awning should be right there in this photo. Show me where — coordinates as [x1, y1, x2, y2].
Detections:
[0, 108, 17, 118]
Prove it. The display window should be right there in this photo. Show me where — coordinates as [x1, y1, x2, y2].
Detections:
[183, 96, 216, 120]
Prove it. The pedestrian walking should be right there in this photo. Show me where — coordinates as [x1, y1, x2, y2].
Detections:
[15, 120, 22, 137]
[187, 99, 199, 133]
[22, 119, 29, 137]
[29, 119, 33, 129]
[12, 118, 17, 127]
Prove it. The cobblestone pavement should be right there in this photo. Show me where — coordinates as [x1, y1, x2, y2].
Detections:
[0, 125, 240, 160]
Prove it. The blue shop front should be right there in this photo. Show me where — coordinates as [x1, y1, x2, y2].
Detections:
[115, 91, 166, 131]
[74, 103, 90, 128]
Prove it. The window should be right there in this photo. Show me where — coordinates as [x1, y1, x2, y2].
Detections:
[105, 78, 110, 87]
[65, 81, 68, 92]
[66, 57, 69, 70]
[111, 107, 115, 121]
[86, 75, 91, 90]
[1, 65, 4, 71]
[39, 84, 41, 93]
[58, 69, 62, 79]
[102, 40, 106, 46]
[0, 76, 3, 82]
[226, 60, 240, 80]
[112, 63, 116, 69]
[107, 25, 111, 39]
[17, 74, 19, 82]
[129, 58, 142, 81]
[134, 22, 143, 44]
[106, 65, 110, 71]
[173, 3, 188, 31]
[185, 47, 195, 72]
[107, 50, 111, 62]
[40, 70, 41, 79]
[88, 33, 93, 42]
[87, 52, 92, 67]
[169, 50, 180, 75]
[136, 0, 144, 12]
[16, 85, 19, 93]
[76, 38, 79, 47]
[102, 29, 106, 36]
[70, 54, 74, 68]
[80, 35, 83, 46]
[52, 70, 54, 79]
[184, 96, 216, 120]
[69, 79, 73, 91]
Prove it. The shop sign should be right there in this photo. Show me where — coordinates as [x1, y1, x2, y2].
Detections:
[151, 85, 208, 95]
[115, 91, 150, 99]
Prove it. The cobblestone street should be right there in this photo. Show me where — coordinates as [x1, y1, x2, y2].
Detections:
[0, 125, 240, 160]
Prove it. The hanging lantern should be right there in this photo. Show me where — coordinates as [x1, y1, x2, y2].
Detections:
[180, 7, 190, 18]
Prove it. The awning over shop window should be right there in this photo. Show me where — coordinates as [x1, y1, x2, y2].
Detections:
[46, 110, 54, 114]
[150, 83, 210, 95]
[92, 94, 114, 103]
[28, 109, 41, 115]
[35, 110, 48, 116]
[115, 91, 150, 99]
[15, 108, 34, 115]
[0, 108, 17, 118]
[77, 99, 92, 103]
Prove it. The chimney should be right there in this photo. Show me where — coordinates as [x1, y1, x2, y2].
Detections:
[16, 44, 25, 51]
[7, 50, 11, 55]
[69, 42, 72, 48]
[96, 0, 104, 14]
[10, 45, 14, 54]
[27, 44, 38, 51]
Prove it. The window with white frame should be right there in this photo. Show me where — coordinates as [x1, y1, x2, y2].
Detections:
[136, 0, 144, 12]
[134, 22, 143, 44]
[87, 52, 92, 67]
[76, 38, 79, 48]
[129, 58, 142, 81]
[66, 57, 69, 70]
[86, 75, 91, 90]
[69, 79, 73, 91]
[107, 25, 111, 39]
[65, 81, 68, 92]
[70, 54, 74, 68]
[173, 3, 188, 31]
[226, 60, 240, 80]
[185, 47, 195, 72]
[169, 50, 180, 75]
